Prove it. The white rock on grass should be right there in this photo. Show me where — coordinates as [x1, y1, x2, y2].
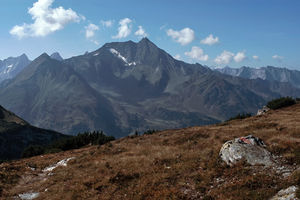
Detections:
[219, 135, 274, 166]
[43, 157, 75, 172]
[18, 192, 39, 200]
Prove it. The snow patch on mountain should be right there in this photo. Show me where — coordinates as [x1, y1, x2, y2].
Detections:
[109, 48, 136, 66]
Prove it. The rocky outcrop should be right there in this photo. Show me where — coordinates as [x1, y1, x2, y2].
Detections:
[219, 135, 274, 166]
[257, 106, 270, 115]
[270, 186, 299, 200]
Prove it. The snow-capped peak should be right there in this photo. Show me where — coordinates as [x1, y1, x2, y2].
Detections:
[109, 48, 136, 66]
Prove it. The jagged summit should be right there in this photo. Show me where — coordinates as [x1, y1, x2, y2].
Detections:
[0, 54, 31, 83]
[50, 52, 63, 61]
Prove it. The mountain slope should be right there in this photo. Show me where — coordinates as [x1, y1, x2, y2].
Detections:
[0, 53, 120, 136]
[0, 54, 31, 83]
[216, 66, 300, 88]
[0, 105, 66, 160]
[1, 103, 299, 199]
[1, 39, 300, 136]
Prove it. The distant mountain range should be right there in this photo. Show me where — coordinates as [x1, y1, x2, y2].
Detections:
[0, 105, 66, 160]
[216, 66, 300, 88]
[0, 54, 31, 83]
[0, 38, 300, 137]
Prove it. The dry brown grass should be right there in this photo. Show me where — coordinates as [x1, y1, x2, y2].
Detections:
[1, 104, 300, 199]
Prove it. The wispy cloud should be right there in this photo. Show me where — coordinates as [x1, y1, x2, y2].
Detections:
[166, 27, 195, 45]
[135, 26, 148, 38]
[113, 18, 132, 39]
[100, 20, 114, 28]
[200, 34, 219, 45]
[84, 23, 99, 45]
[252, 55, 259, 60]
[234, 51, 246, 63]
[85, 23, 99, 38]
[185, 46, 209, 61]
[272, 55, 284, 62]
[10, 0, 82, 39]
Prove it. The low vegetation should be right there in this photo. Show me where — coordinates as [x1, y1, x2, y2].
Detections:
[266, 96, 296, 110]
[22, 131, 115, 158]
[1, 104, 300, 199]
[226, 113, 252, 121]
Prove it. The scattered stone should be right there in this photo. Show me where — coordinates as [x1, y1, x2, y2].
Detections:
[257, 106, 270, 115]
[270, 186, 299, 200]
[18, 192, 39, 200]
[219, 135, 274, 166]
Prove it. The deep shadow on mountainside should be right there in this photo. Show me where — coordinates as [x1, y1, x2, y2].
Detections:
[1, 102, 299, 199]
[0, 105, 67, 160]
[1, 38, 300, 137]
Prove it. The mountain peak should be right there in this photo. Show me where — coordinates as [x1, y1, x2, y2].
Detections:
[40, 53, 50, 58]
[50, 52, 63, 61]
[20, 53, 28, 59]
[138, 37, 156, 46]
[138, 37, 150, 43]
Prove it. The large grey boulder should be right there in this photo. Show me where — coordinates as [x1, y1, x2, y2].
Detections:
[219, 135, 274, 166]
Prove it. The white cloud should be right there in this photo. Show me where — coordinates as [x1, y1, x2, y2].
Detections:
[215, 50, 247, 65]
[166, 28, 195, 45]
[135, 26, 148, 38]
[234, 51, 246, 63]
[101, 20, 113, 27]
[85, 23, 99, 39]
[214, 51, 234, 65]
[200, 34, 219, 45]
[253, 55, 259, 60]
[113, 18, 132, 39]
[272, 55, 284, 62]
[184, 46, 209, 61]
[10, 0, 81, 39]
[174, 54, 181, 60]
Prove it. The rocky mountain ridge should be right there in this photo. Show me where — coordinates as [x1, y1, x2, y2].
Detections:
[0, 54, 31, 83]
[216, 66, 300, 88]
[0, 38, 300, 137]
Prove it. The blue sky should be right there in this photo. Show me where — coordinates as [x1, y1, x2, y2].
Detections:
[0, 0, 299, 69]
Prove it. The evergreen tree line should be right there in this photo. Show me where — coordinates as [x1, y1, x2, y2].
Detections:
[22, 131, 115, 158]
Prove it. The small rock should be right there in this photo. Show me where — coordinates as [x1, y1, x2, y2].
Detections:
[219, 135, 274, 166]
[257, 106, 270, 116]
